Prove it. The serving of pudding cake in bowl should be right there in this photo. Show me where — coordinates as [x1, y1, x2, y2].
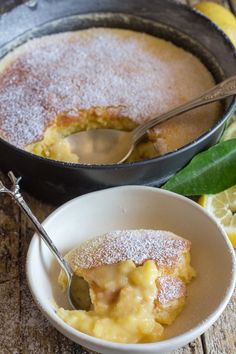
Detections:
[0, 0, 235, 201]
[57, 229, 195, 343]
[26, 186, 236, 354]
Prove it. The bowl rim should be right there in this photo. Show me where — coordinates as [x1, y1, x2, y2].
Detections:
[0, 1, 236, 169]
[26, 185, 236, 351]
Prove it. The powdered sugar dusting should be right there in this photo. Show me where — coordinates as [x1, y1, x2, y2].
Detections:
[69, 229, 190, 269]
[158, 276, 186, 305]
[0, 28, 217, 147]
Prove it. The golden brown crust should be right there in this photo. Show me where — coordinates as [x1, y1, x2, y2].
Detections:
[0, 28, 219, 150]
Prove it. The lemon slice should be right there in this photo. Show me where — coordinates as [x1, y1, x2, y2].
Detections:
[199, 121, 236, 247]
[199, 186, 236, 247]
[194, 2, 236, 47]
[221, 120, 236, 141]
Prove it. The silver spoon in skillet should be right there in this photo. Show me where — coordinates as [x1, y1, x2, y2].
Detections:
[65, 75, 236, 164]
[0, 171, 91, 311]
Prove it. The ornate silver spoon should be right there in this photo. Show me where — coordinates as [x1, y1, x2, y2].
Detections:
[0, 171, 91, 310]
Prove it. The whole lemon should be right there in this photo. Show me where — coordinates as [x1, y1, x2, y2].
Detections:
[194, 2, 236, 47]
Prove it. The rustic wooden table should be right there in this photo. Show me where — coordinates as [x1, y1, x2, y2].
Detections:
[0, 0, 236, 353]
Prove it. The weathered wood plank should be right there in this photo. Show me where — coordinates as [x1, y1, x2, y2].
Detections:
[0, 280, 21, 354]
[0, 172, 20, 283]
[202, 296, 236, 354]
[19, 194, 61, 353]
[171, 338, 204, 354]
[0, 171, 21, 353]
[18, 193, 85, 353]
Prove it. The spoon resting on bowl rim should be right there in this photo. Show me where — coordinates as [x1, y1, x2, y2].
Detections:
[0, 171, 91, 311]
[65, 75, 236, 165]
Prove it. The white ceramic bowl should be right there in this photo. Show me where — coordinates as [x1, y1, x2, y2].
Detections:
[26, 186, 236, 354]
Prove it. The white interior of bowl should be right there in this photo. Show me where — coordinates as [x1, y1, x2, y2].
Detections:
[26, 186, 236, 354]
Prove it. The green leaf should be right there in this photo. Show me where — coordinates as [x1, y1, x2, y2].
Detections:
[162, 139, 236, 195]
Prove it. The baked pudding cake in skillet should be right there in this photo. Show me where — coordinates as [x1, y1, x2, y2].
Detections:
[57, 229, 195, 343]
[0, 28, 220, 163]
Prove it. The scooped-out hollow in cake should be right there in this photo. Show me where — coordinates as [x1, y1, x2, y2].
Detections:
[57, 229, 196, 343]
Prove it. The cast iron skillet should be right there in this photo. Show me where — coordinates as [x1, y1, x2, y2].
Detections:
[0, 0, 235, 203]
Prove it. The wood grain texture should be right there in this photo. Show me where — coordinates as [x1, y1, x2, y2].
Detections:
[0, 281, 21, 354]
[0, 177, 20, 283]
[202, 296, 236, 354]
[0, 0, 236, 353]
[0, 171, 21, 354]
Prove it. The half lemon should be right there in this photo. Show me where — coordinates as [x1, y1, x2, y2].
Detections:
[199, 121, 236, 248]
[199, 186, 236, 248]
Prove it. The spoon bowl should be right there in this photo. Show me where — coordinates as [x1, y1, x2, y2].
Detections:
[69, 273, 91, 311]
[66, 129, 133, 164]
[65, 75, 236, 164]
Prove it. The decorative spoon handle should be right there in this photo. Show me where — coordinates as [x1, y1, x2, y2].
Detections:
[132, 75, 236, 142]
[0, 171, 72, 279]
